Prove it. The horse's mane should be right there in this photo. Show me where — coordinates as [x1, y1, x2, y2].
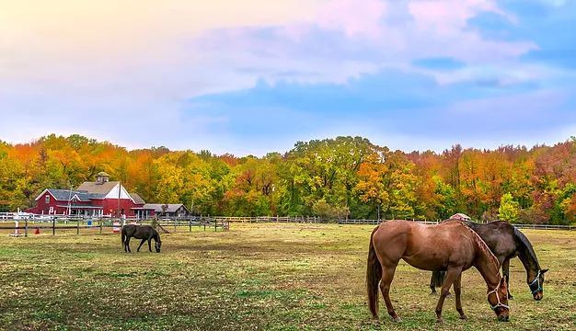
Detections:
[513, 226, 541, 269]
[150, 226, 160, 238]
[459, 222, 500, 272]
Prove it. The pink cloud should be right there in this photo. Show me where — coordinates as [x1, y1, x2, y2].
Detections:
[408, 0, 513, 35]
[316, 0, 388, 38]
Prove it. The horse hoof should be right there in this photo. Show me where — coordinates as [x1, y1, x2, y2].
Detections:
[392, 317, 402, 323]
[436, 318, 444, 324]
[460, 315, 468, 320]
[429, 292, 437, 296]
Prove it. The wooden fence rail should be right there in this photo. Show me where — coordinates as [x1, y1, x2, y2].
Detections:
[336, 218, 575, 230]
[0, 217, 230, 237]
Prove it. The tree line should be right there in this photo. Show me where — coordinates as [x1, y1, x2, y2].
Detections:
[1, 134, 575, 224]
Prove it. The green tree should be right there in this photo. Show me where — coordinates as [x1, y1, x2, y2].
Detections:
[498, 193, 520, 223]
[312, 198, 349, 222]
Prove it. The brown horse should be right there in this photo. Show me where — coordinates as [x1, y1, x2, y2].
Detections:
[430, 220, 548, 300]
[367, 220, 509, 323]
[121, 224, 162, 253]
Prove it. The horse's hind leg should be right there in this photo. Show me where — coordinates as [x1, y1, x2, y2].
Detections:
[429, 273, 437, 295]
[126, 237, 132, 253]
[453, 273, 467, 320]
[435, 266, 462, 323]
[380, 264, 401, 322]
[137, 239, 146, 252]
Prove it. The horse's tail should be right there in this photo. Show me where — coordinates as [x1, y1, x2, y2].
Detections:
[367, 226, 382, 319]
[121, 226, 126, 246]
[513, 226, 541, 269]
[432, 270, 445, 288]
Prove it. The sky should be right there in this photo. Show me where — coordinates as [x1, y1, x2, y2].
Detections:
[1, 0, 575, 156]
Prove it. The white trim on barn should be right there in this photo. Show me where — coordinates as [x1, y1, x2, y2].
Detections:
[104, 183, 135, 202]
[33, 188, 52, 202]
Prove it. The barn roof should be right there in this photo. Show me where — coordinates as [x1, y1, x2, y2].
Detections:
[77, 181, 119, 195]
[143, 203, 189, 213]
[47, 189, 94, 201]
[129, 192, 146, 205]
[33, 188, 101, 202]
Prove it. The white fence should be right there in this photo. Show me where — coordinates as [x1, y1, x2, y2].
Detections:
[1, 213, 574, 232]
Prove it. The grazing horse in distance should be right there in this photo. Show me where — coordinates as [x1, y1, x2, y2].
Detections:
[430, 220, 548, 300]
[121, 224, 162, 253]
[367, 220, 509, 323]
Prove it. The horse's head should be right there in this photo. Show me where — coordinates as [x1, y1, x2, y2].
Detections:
[529, 269, 548, 300]
[155, 237, 162, 253]
[488, 277, 510, 322]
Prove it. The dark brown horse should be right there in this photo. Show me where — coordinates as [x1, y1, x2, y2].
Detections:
[367, 220, 509, 323]
[121, 224, 162, 253]
[430, 220, 547, 300]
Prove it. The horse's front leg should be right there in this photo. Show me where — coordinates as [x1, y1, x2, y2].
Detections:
[435, 266, 462, 323]
[502, 258, 513, 299]
[137, 239, 146, 252]
[454, 273, 467, 320]
[148, 237, 153, 252]
[380, 263, 401, 322]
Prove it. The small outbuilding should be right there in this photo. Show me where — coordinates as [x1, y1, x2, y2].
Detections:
[450, 213, 471, 221]
[143, 204, 191, 218]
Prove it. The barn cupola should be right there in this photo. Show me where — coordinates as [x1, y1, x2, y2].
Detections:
[96, 172, 111, 185]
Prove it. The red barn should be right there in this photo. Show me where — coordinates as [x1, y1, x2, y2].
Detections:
[27, 172, 149, 217]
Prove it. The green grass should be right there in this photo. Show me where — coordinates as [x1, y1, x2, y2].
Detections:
[0, 224, 574, 331]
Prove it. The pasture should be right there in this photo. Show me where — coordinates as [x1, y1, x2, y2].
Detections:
[0, 223, 574, 331]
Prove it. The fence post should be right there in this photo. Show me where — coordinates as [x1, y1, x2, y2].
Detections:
[52, 217, 56, 236]
[24, 218, 28, 237]
[77, 219, 80, 235]
[100, 219, 103, 234]
[173, 220, 177, 233]
[189, 219, 192, 232]
[215, 219, 217, 231]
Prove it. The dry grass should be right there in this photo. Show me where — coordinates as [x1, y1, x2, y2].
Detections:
[0, 223, 574, 331]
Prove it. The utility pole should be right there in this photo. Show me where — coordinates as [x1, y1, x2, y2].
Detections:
[117, 181, 121, 221]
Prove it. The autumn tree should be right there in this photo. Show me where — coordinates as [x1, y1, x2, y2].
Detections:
[1, 133, 574, 224]
[498, 193, 520, 223]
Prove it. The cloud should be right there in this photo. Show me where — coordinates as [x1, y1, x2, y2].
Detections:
[316, 0, 388, 38]
[184, 67, 576, 153]
[0, 0, 574, 155]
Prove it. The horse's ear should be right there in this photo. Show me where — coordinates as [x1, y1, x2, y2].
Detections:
[541, 269, 549, 274]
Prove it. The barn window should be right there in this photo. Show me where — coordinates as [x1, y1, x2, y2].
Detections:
[45, 195, 50, 204]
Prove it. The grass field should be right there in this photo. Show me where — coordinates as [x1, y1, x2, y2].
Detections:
[0, 223, 574, 331]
